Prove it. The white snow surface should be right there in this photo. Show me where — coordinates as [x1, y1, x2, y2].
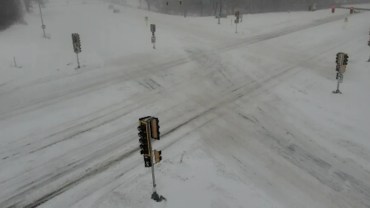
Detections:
[1, 0, 370, 207]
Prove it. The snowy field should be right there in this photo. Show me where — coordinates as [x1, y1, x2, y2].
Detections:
[1, 0, 370, 207]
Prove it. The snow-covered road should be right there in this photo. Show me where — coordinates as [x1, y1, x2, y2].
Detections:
[1, 1, 370, 207]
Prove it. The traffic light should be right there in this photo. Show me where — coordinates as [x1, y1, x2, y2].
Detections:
[235, 11, 240, 18]
[72, 33, 81, 53]
[150, 24, 156, 33]
[343, 54, 349, 65]
[138, 121, 149, 155]
[151, 117, 160, 140]
[179, 1, 182, 5]
[336, 65, 340, 72]
[143, 155, 152, 167]
[166, 1, 168, 6]
[335, 52, 341, 64]
[154, 150, 162, 163]
[368, 40, 370, 46]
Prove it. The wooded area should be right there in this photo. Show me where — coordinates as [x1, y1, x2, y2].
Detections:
[143, 0, 369, 16]
[0, 0, 23, 30]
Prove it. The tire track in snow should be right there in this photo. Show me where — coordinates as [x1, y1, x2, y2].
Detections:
[0, 13, 352, 208]
[0, 13, 348, 121]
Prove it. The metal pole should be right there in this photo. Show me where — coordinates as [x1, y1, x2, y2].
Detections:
[218, 0, 221, 24]
[333, 73, 342, 94]
[13, 57, 17, 68]
[76, 53, 80, 69]
[147, 118, 160, 201]
[150, 155, 157, 193]
[38, 1, 46, 38]
[235, 23, 238, 33]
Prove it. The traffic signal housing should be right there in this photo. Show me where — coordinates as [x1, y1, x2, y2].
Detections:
[143, 155, 152, 167]
[138, 121, 149, 155]
[151, 117, 160, 140]
[343, 54, 349, 65]
[72, 33, 81, 53]
[154, 150, 162, 163]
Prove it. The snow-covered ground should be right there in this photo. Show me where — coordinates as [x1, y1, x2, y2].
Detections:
[1, 0, 370, 207]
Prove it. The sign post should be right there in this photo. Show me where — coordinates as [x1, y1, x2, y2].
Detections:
[138, 117, 165, 202]
[71, 33, 82, 69]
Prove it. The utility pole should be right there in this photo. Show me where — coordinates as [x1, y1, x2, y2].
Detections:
[38, 0, 46, 38]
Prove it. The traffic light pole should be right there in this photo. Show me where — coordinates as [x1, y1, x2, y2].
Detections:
[138, 116, 165, 202]
[76, 53, 80, 69]
[38, 0, 46, 38]
[147, 119, 161, 201]
[333, 73, 343, 94]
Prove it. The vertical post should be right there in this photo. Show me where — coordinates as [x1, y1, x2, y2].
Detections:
[13, 57, 17, 68]
[333, 73, 342, 94]
[235, 22, 238, 33]
[218, 0, 222, 24]
[147, 118, 161, 201]
[76, 53, 80, 69]
[38, 0, 46, 38]
[368, 31, 370, 62]
[147, 121, 156, 193]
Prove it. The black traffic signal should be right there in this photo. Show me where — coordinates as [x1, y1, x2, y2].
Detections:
[151, 117, 160, 140]
[72, 33, 81, 53]
[150, 24, 156, 33]
[343, 54, 349, 65]
[235, 11, 240, 18]
[143, 155, 152, 167]
[335, 53, 341, 64]
[179, 1, 182, 5]
[368, 40, 370, 46]
[336, 65, 340, 72]
[166, 1, 168, 6]
[138, 122, 149, 155]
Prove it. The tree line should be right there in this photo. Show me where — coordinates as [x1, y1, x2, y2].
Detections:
[142, 0, 370, 16]
[0, 0, 46, 31]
